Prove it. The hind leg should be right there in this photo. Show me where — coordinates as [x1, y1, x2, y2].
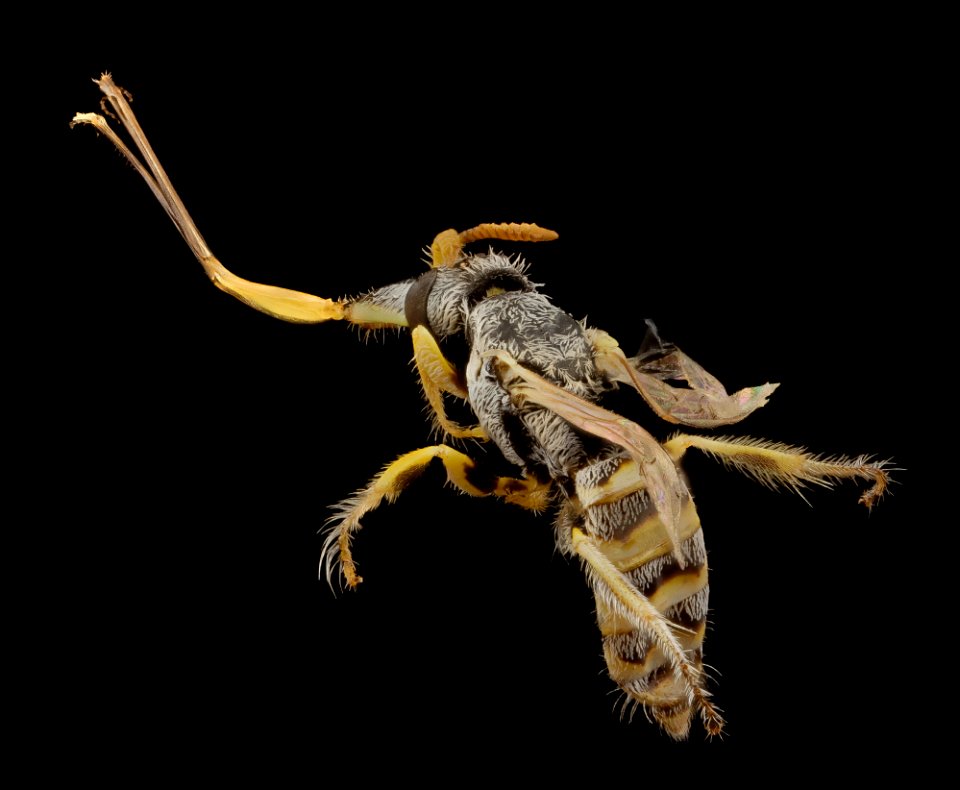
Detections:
[662, 434, 891, 508]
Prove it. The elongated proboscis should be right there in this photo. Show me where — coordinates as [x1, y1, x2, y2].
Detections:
[71, 73, 345, 323]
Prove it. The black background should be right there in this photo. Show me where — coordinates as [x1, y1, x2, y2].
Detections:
[37, 25, 933, 770]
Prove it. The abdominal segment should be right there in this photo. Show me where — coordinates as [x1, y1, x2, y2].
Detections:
[572, 454, 709, 739]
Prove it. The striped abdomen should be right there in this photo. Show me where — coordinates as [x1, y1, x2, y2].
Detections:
[568, 453, 708, 739]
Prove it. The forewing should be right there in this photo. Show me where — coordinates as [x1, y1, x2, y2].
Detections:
[486, 350, 688, 565]
[589, 329, 778, 428]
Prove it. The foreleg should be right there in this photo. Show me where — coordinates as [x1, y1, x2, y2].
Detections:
[411, 326, 487, 439]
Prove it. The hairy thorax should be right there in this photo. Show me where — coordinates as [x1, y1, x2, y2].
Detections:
[464, 290, 603, 479]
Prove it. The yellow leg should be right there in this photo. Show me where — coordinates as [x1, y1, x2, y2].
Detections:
[321, 445, 551, 589]
[412, 325, 487, 439]
[663, 434, 892, 509]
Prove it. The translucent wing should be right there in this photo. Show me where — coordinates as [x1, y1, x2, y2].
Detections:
[486, 350, 689, 566]
[589, 326, 779, 428]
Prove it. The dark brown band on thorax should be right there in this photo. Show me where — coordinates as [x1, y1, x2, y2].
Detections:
[404, 269, 438, 331]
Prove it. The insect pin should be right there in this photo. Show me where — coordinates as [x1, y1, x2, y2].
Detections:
[72, 73, 893, 739]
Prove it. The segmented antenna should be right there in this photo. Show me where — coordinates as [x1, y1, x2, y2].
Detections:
[459, 223, 559, 245]
[430, 223, 559, 268]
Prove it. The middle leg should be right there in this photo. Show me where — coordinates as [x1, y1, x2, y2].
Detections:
[321, 445, 551, 589]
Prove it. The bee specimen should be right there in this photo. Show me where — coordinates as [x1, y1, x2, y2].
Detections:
[73, 74, 891, 739]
